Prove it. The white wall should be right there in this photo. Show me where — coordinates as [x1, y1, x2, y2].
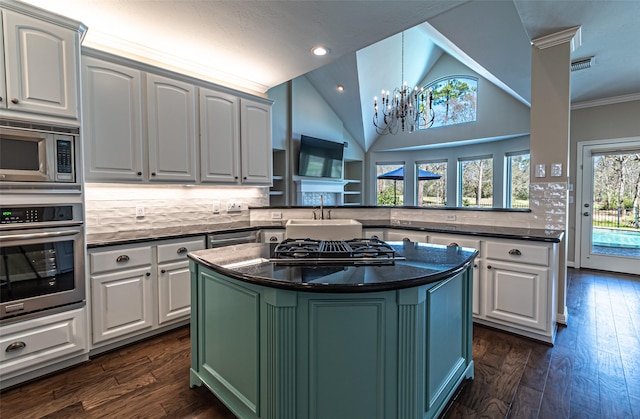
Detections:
[370, 54, 530, 152]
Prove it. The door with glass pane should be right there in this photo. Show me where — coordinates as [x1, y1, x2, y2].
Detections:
[579, 140, 640, 275]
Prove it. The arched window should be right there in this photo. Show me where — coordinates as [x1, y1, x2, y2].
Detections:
[419, 76, 477, 129]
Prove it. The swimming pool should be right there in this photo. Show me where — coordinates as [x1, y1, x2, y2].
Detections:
[593, 227, 640, 249]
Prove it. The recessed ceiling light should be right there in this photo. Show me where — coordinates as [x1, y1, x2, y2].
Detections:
[311, 46, 330, 56]
[337, 84, 344, 92]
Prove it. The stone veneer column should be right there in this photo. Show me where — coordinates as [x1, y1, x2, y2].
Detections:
[530, 26, 580, 324]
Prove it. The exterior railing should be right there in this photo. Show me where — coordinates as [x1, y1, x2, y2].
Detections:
[593, 206, 640, 230]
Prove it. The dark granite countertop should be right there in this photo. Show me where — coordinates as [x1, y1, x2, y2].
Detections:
[250, 219, 564, 243]
[88, 218, 563, 248]
[188, 241, 478, 293]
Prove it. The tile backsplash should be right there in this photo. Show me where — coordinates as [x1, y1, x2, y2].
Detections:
[85, 184, 269, 244]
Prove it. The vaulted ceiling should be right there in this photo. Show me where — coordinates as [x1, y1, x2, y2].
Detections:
[20, 0, 640, 152]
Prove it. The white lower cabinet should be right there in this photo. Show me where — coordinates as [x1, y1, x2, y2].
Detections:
[386, 228, 559, 343]
[156, 238, 206, 324]
[0, 307, 87, 388]
[482, 260, 549, 331]
[88, 236, 205, 349]
[385, 229, 428, 243]
[479, 238, 557, 343]
[89, 247, 153, 344]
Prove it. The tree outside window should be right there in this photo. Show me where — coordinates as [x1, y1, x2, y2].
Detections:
[416, 162, 447, 206]
[459, 157, 493, 207]
[507, 152, 530, 208]
[376, 163, 404, 206]
[419, 76, 477, 129]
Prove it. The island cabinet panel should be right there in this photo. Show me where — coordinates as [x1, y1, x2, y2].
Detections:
[424, 274, 470, 413]
[297, 296, 396, 419]
[190, 261, 474, 419]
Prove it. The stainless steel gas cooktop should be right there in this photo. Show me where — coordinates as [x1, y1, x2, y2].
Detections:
[271, 238, 404, 265]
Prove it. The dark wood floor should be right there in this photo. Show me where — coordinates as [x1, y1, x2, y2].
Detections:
[1, 268, 638, 418]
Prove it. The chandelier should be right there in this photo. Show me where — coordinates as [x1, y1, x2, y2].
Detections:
[373, 32, 434, 135]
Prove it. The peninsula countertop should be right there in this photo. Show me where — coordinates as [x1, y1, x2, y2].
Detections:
[187, 240, 478, 293]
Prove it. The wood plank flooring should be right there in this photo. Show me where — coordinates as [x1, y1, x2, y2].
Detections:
[1, 268, 638, 418]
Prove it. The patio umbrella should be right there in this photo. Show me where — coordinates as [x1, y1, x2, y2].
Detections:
[377, 167, 441, 205]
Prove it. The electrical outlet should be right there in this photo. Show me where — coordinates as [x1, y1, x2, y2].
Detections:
[227, 202, 242, 213]
[271, 211, 282, 219]
[135, 205, 145, 217]
[212, 201, 220, 214]
[446, 214, 456, 221]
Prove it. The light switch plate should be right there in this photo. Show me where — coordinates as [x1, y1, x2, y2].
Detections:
[551, 163, 563, 177]
[535, 164, 546, 178]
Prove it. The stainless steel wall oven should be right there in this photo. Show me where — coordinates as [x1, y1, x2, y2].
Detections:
[0, 203, 85, 322]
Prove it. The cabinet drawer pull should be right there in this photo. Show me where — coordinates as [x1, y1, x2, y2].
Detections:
[474, 264, 477, 268]
[448, 242, 459, 247]
[402, 237, 411, 242]
[116, 255, 130, 263]
[269, 236, 279, 242]
[6, 341, 26, 352]
[161, 269, 166, 274]
[508, 249, 522, 256]
[177, 247, 188, 254]
[10, 98, 19, 104]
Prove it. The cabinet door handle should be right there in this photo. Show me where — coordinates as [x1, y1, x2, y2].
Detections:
[6, 341, 26, 352]
[177, 247, 188, 254]
[487, 265, 492, 269]
[137, 172, 142, 176]
[474, 264, 477, 268]
[116, 255, 130, 263]
[448, 242, 459, 247]
[151, 172, 156, 176]
[10, 98, 19, 104]
[0, 96, 3, 102]
[145, 272, 151, 277]
[161, 269, 166, 274]
[508, 249, 522, 256]
[269, 236, 279, 242]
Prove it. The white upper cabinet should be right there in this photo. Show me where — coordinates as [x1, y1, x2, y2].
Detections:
[0, 6, 84, 122]
[199, 87, 240, 183]
[82, 56, 144, 181]
[240, 98, 272, 184]
[200, 88, 272, 185]
[82, 51, 272, 185]
[147, 73, 197, 182]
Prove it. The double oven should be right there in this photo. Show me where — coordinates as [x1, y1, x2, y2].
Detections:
[0, 123, 85, 323]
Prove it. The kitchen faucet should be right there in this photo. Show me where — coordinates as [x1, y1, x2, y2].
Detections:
[313, 195, 328, 220]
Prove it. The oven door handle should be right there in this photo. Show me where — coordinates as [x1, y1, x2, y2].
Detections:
[0, 229, 81, 242]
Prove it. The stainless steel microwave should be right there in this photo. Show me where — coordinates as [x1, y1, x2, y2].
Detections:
[0, 127, 76, 183]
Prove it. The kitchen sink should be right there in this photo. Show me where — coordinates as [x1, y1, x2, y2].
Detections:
[285, 219, 363, 240]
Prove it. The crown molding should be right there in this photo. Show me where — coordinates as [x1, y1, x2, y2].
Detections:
[572, 93, 640, 110]
[83, 30, 270, 95]
[532, 26, 582, 51]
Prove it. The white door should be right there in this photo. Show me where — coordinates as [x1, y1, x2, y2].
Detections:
[578, 139, 640, 275]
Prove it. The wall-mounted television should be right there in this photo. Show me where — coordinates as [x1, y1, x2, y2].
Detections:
[298, 135, 344, 179]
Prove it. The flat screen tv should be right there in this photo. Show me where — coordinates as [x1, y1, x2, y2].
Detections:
[298, 135, 344, 179]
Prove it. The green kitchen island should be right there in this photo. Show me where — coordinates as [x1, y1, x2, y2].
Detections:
[188, 240, 477, 419]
